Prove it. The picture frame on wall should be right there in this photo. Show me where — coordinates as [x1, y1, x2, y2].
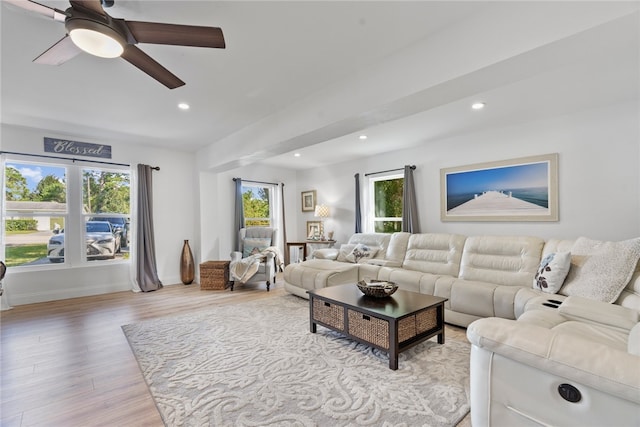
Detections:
[301, 190, 317, 212]
[440, 153, 559, 222]
[306, 221, 321, 239]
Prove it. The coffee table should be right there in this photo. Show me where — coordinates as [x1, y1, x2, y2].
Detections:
[308, 284, 447, 370]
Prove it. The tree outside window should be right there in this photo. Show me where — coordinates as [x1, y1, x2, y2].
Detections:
[371, 174, 404, 233]
[242, 185, 272, 227]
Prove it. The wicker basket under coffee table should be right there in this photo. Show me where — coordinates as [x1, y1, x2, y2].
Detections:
[199, 261, 231, 290]
[308, 283, 447, 370]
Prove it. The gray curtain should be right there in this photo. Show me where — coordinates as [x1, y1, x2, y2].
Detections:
[233, 178, 245, 251]
[402, 165, 420, 233]
[279, 183, 286, 242]
[136, 164, 162, 292]
[354, 173, 362, 233]
[279, 183, 286, 272]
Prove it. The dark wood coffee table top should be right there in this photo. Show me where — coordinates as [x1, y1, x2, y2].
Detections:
[308, 283, 447, 320]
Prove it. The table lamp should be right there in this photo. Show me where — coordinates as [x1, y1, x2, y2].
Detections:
[314, 204, 330, 240]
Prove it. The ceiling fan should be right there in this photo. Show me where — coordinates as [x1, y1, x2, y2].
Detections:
[6, 0, 226, 89]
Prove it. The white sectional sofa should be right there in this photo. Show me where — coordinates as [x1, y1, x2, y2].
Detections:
[283, 232, 640, 426]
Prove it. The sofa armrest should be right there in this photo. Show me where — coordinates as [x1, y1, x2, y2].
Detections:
[230, 251, 242, 262]
[558, 296, 639, 331]
[313, 248, 339, 260]
[467, 317, 640, 403]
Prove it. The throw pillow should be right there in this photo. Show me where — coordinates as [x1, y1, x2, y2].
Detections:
[242, 237, 271, 258]
[559, 237, 640, 303]
[345, 243, 379, 263]
[337, 244, 357, 262]
[533, 251, 571, 293]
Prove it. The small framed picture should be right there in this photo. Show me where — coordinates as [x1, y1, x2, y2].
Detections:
[307, 221, 321, 238]
[301, 190, 317, 212]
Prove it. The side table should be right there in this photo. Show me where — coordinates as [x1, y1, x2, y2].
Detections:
[199, 261, 231, 290]
[285, 242, 308, 265]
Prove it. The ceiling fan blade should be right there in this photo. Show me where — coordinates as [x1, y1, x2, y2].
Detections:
[4, 0, 67, 22]
[34, 35, 82, 65]
[125, 21, 225, 48]
[69, 0, 106, 16]
[121, 45, 185, 89]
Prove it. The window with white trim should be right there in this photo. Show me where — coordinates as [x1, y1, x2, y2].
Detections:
[242, 183, 273, 227]
[2, 158, 130, 268]
[369, 173, 404, 233]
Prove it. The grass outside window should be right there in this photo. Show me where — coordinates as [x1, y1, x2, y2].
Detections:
[5, 244, 48, 267]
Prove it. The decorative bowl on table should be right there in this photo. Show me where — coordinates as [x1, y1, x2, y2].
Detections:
[356, 280, 398, 297]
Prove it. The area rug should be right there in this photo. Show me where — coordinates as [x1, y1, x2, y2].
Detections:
[122, 295, 470, 427]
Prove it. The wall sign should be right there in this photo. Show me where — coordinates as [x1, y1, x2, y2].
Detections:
[44, 137, 112, 159]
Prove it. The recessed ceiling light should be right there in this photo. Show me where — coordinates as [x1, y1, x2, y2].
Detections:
[294, 153, 301, 157]
[178, 103, 190, 110]
[471, 102, 486, 110]
[359, 135, 368, 140]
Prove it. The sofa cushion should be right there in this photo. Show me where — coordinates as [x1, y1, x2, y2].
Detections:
[558, 295, 639, 332]
[629, 323, 640, 356]
[533, 251, 571, 293]
[402, 233, 466, 276]
[381, 232, 411, 264]
[459, 235, 544, 287]
[283, 259, 359, 291]
[560, 237, 640, 303]
[617, 271, 640, 311]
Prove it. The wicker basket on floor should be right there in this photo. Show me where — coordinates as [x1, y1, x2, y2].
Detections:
[200, 261, 230, 290]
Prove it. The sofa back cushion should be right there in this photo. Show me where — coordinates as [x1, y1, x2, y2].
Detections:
[347, 233, 391, 260]
[459, 235, 544, 287]
[401, 233, 466, 276]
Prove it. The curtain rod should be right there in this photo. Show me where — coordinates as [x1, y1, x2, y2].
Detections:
[364, 165, 416, 177]
[233, 177, 282, 186]
[1, 150, 130, 167]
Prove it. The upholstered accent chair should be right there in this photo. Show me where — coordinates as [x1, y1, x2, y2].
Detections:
[230, 227, 277, 291]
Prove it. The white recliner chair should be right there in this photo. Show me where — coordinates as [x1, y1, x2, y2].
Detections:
[230, 227, 277, 291]
[466, 296, 640, 427]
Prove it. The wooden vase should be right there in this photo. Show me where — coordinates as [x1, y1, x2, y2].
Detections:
[180, 239, 195, 285]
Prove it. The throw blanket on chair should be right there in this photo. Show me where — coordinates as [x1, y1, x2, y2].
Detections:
[230, 246, 284, 283]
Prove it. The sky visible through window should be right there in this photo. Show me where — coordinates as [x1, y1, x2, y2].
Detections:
[7, 162, 65, 191]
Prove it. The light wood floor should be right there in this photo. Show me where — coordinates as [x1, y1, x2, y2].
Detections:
[1, 278, 471, 427]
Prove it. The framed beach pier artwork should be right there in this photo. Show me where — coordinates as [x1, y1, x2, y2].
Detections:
[440, 153, 558, 222]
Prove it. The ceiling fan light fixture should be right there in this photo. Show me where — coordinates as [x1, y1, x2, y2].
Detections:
[67, 20, 125, 58]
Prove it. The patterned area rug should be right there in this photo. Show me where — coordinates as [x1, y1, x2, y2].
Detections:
[122, 295, 470, 426]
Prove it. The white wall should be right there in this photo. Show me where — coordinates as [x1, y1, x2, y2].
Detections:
[1, 124, 199, 306]
[294, 101, 640, 245]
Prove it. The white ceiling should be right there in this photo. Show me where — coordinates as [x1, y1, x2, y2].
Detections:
[1, 1, 638, 171]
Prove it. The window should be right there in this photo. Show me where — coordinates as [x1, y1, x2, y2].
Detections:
[2, 158, 130, 268]
[4, 161, 67, 267]
[83, 168, 131, 261]
[242, 183, 273, 227]
[369, 173, 404, 233]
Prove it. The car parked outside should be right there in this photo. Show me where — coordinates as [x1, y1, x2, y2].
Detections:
[48, 221, 120, 263]
[89, 215, 129, 247]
